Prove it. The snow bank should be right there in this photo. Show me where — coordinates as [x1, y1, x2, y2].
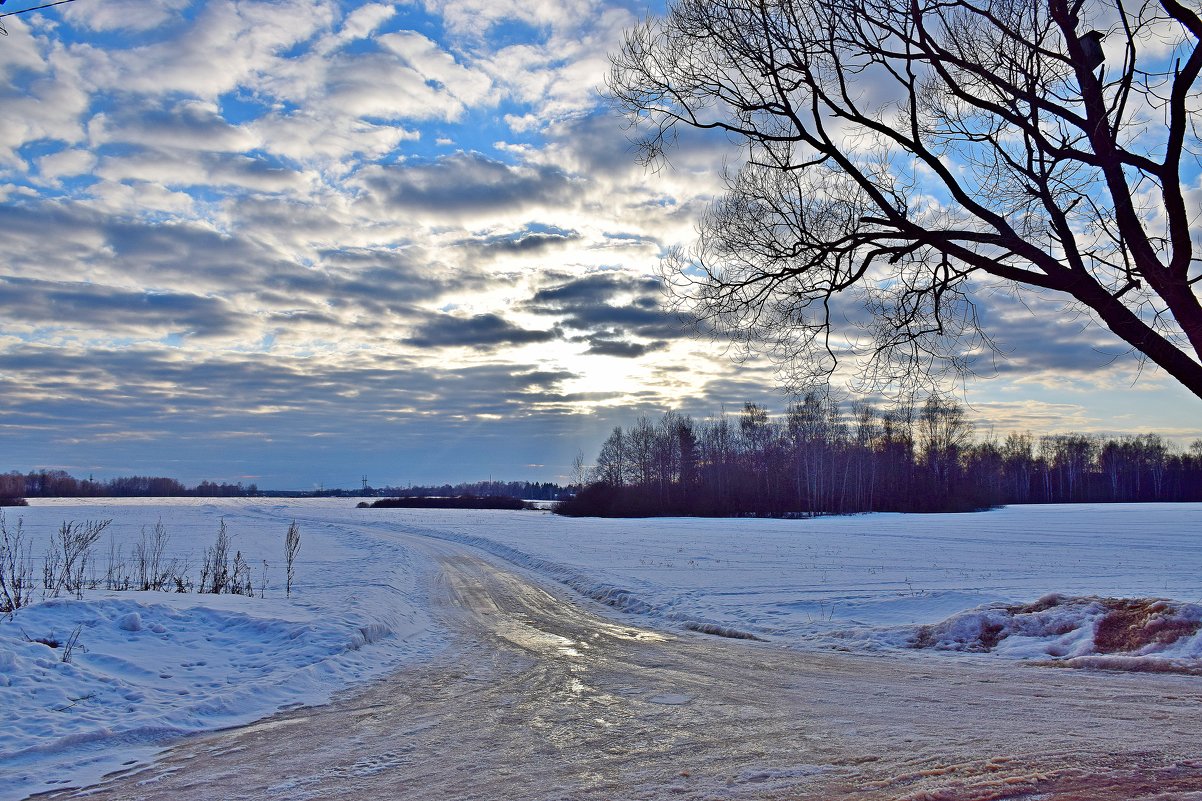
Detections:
[899, 594, 1202, 670]
[0, 499, 442, 800]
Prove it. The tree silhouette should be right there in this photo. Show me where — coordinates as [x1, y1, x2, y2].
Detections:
[610, 0, 1202, 399]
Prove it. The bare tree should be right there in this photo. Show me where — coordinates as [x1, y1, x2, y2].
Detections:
[918, 396, 975, 492]
[595, 427, 629, 487]
[570, 449, 590, 488]
[610, 0, 1202, 398]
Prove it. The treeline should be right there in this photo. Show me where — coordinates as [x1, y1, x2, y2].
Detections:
[557, 395, 1202, 517]
[0, 470, 258, 500]
[378, 481, 566, 501]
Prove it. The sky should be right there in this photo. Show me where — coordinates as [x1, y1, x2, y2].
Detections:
[0, 0, 1199, 490]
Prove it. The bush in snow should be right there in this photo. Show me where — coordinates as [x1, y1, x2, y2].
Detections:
[200, 519, 232, 594]
[135, 519, 175, 592]
[8, 516, 295, 605]
[0, 511, 35, 614]
[199, 519, 260, 596]
[44, 519, 111, 599]
[285, 521, 300, 598]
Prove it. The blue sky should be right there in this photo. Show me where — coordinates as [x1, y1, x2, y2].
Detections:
[0, 0, 1199, 490]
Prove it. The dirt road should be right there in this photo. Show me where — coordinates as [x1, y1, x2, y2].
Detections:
[48, 537, 1202, 800]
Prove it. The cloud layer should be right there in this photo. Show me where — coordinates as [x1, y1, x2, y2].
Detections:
[1, 0, 1196, 486]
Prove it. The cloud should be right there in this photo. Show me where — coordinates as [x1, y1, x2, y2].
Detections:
[335, 2, 396, 42]
[581, 334, 668, 358]
[60, 0, 192, 32]
[0, 277, 243, 340]
[358, 152, 580, 221]
[80, 0, 337, 100]
[423, 0, 594, 38]
[406, 312, 559, 349]
[524, 272, 686, 341]
[459, 227, 581, 260]
[0, 341, 599, 482]
[95, 149, 309, 194]
[90, 101, 259, 153]
[0, 38, 91, 167]
[35, 149, 98, 185]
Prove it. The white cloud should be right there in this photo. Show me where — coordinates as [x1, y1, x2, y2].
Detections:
[95, 150, 312, 194]
[59, 0, 192, 32]
[335, 2, 397, 42]
[248, 112, 420, 165]
[423, 0, 592, 38]
[79, 0, 337, 100]
[87, 179, 200, 218]
[0, 42, 91, 167]
[36, 149, 98, 185]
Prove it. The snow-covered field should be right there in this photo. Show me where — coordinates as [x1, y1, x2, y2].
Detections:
[1, 499, 1200, 799]
[335, 502, 1202, 662]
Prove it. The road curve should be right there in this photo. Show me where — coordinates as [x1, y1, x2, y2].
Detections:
[42, 534, 1202, 800]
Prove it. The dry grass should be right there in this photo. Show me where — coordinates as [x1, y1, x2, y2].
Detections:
[1093, 598, 1200, 653]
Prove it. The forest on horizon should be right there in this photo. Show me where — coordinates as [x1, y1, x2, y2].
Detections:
[558, 395, 1202, 517]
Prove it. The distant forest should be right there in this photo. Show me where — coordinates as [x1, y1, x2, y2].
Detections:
[377, 481, 566, 501]
[0, 471, 567, 503]
[0, 470, 258, 501]
[557, 395, 1202, 517]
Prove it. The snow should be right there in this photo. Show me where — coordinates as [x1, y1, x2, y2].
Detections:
[0, 499, 442, 800]
[1, 499, 1200, 798]
[333, 501, 1202, 658]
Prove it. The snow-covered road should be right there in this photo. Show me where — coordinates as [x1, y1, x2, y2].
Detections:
[57, 530, 1202, 800]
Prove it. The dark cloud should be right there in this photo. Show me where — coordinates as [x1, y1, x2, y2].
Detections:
[0, 276, 242, 338]
[524, 272, 687, 341]
[359, 153, 579, 217]
[529, 272, 661, 305]
[582, 335, 667, 358]
[0, 205, 465, 340]
[406, 312, 560, 349]
[96, 100, 255, 153]
[460, 227, 581, 260]
[96, 149, 304, 193]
